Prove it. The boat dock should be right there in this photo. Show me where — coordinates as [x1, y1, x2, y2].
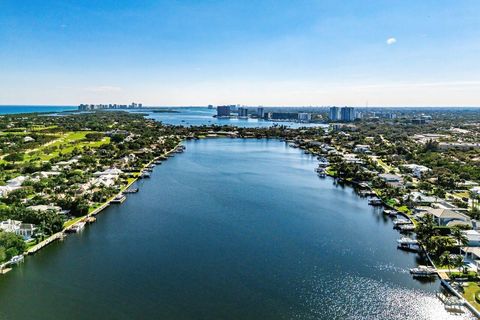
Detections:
[124, 187, 139, 193]
[110, 194, 127, 204]
[368, 198, 383, 206]
[27, 232, 65, 255]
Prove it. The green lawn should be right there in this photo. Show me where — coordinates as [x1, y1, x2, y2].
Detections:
[63, 216, 85, 228]
[454, 192, 470, 199]
[462, 282, 480, 311]
[23, 131, 110, 162]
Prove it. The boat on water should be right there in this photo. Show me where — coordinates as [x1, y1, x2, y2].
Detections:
[68, 221, 86, 233]
[410, 265, 436, 276]
[398, 224, 415, 231]
[124, 187, 139, 193]
[9, 255, 24, 265]
[397, 237, 419, 251]
[393, 218, 411, 226]
[140, 172, 151, 178]
[358, 190, 376, 196]
[397, 237, 418, 245]
[368, 198, 383, 206]
[110, 194, 126, 204]
[383, 209, 398, 216]
[86, 216, 97, 223]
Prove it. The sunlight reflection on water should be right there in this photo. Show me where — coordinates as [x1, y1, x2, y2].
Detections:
[295, 275, 475, 320]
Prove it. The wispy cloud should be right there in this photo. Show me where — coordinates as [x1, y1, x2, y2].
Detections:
[83, 86, 122, 93]
[386, 37, 397, 45]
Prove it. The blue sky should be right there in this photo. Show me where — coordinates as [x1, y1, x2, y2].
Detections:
[1, 0, 479, 106]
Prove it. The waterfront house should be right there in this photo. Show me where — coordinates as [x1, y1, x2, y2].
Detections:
[416, 207, 471, 227]
[462, 230, 480, 247]
[119, 154, 136, 165]
[7, 175, 28, 188]
[353, 144, 371, 154]
[378, 173, 403, 188]
[0, 219, 36, 240]
[18, 223, 36, 240]
[402, 164, 431, 178]
[0, 219, 21, 233]
[91, 174, 117, 187]
[404, 192, 438, 205]
[343, 153, 364, 164]
[93, 168, 124, 176]
[461, 247, 480, 270]
[27, 204, 70, 215]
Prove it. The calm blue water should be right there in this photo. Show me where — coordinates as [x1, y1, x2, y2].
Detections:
[0, 106, 76, 114]
[135, 107, 324, 128]
[0, 139, 471, 319]
[0, 106, 323, 128]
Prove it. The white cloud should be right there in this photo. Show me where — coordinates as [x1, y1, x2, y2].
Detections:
[84, 86, 122, 93]
[386, 37, 397, 45]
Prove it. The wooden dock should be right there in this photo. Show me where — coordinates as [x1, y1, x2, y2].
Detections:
[438, 271, 450, 280]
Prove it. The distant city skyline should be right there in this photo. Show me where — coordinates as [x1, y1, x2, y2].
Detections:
[1, 1, 480, 106]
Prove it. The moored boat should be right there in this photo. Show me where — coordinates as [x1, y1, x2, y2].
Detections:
[368, 198, 383, 206]
[110, 194, 126, 204]
[410, 265, 436, 276]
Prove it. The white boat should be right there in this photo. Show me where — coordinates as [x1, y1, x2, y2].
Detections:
[9, 255, 24, 265]
[393, 218, 411, 226]
[398, 224, 415, 231]
[69, 221, 86, 233]
[410, 265, 436, 276]
[383, 209, 398, 216]
[368, 198, 383, 206]
[111, 194, 126, 203]
[397, 237, 418, 245]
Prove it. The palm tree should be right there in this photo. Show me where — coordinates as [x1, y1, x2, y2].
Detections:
[416, 213, 437, 245]
[452, 255, 465, 274]
[450, 227, 468, 248]
[470, 190, 479, 216]
[440, 251, 452, 272]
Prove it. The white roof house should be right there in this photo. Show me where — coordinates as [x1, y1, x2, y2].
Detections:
[417, 207, 471, 227]
[23, 136, 35, 142]
[343, 153, 364, 164]
[27, 205, 69, 215]
[0, 219, 36, 240]
[0, 219, 21, 233]
[353, 144, 371, 154]
[6, 175, 28, 188]
[463, 230, 480, 247]
[92, 174, 117, 187]
[0, 185, 17, 198]
[93, 168, 124, 176]
[402, 164, 431, 178]
[404, 192, 438, 205]
[35, 171, 61, 178]
[471, 187, 480, 196]
[379, 174, 404, 187]
[56, 159, 79, 166]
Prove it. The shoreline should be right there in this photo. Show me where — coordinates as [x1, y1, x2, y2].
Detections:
[1, 142, 183, 272]
[2, 135, 479, 317]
